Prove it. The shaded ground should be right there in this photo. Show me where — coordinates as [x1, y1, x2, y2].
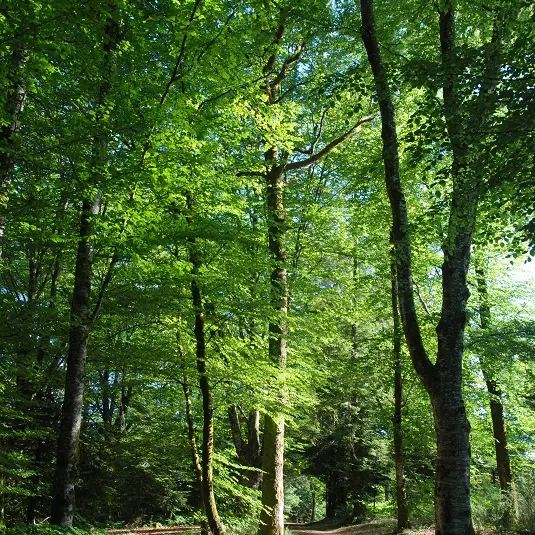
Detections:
[287, 518, 399, 535]
[287, 519, 524, 535]
[107, 527, 200, 535]
[105, 520, 524, 535]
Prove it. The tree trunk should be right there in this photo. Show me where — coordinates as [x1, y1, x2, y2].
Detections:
[325, 469, 345, 519]
[188, 214, 226, 535]
[0, 44, 28, 257]
[51, 6, 120, 526]
[259, 157, 288, 535]
[228, 406, 262, 489]
[361, 1, 475, 533]
[50, 194, 102, 527]
[391, 251, 409, 531]
[178, 333, 204, 494]
[475, 257, 518, 524]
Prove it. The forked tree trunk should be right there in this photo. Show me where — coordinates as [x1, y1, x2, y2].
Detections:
[228, 406, 263, 489]
[390, 251, 409, 531]
[51, 6, 120, 526]
[361, 1, 476, 533]
[475, 256, 518, 524]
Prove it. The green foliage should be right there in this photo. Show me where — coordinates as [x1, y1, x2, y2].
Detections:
[0, 0, 534, 530]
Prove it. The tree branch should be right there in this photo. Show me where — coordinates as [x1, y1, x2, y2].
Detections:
[285, 114, 375, 171]
[270, 42, 304, 91]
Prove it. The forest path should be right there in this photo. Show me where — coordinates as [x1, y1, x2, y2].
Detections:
[107, 527, 199, 535]
[287, 519, 436, 535]
[287, 518, 396, 535]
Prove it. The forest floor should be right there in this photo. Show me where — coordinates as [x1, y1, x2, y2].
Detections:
[106, 520, 522, 535]
[286, 518, 430, 535]
[287, 518, 523, 535]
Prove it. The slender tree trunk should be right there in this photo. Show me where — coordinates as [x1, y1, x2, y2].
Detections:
[361, 1, 475, 533]
[391, 250, 409, 531]
[0, 44, 28, 257]
[475, 256, 518, 524]
[50, 194, 102, 526]
[252, 15, 368, 534]
[187, 211, 226, 535]
[178, 333, 204, 492]
[51, 7, 120, 526]
[310, 491, 316, 523]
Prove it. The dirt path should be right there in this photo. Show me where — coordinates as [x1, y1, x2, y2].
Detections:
[107, 527, 199, 535]
[287, 519, 439, 535]
[287, 518, 399, 535]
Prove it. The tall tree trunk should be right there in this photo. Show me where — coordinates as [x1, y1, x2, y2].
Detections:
[0, 44, 28, 257]
[251, 15, 369, 534]
[259, 159, 287, 535]
[187, 211, 226, 535]
[391, 249, 409, 531]
[360, 1, 476, 533]
[50, 194, 102, 527]
[474, 256, 518, 525]
[50, 6, 120, 526]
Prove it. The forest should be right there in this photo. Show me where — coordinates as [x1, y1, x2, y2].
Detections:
[1, 0, 535, 535]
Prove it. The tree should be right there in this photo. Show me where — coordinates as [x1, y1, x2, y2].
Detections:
[50, 3, 122, 525]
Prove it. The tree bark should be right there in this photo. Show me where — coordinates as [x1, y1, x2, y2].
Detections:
[178, 333, 204, 494]
[391, 249, 409, 531]
[258, 22, 289, 534]
[360, 1, 475, 533]
[228, 406, 263, 489]
[50, 195, 102, 527]
[474, 256, 518, 524]
[187, 211, 226, 535]
[50, 6, 120, 526]
[0, 44, 28, 257]
[259, 157, 288, 535]
[253, 16, 371, 534]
